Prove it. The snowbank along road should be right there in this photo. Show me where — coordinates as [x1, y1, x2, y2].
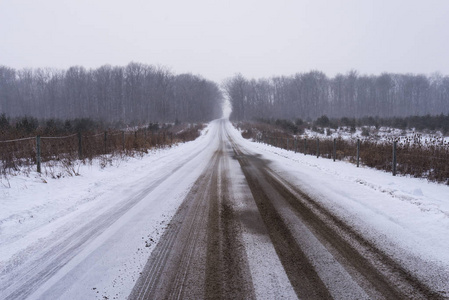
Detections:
[1, 119, 449, 299]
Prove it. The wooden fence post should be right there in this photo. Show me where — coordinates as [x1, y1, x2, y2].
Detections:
[104, 131, 107, 154]
[357, 139, 360, 167]
[36, 135, 41, 173]
[393, 140, 397, 176]
[304, 138, 307, 155]
[122, 131, 125, 151]
[316, 138, 320, 158]
[294, 138, 297, 153]
[78, 132, 82, 159]
[287, 138, 289, 150]
[333, 138, 336, 162]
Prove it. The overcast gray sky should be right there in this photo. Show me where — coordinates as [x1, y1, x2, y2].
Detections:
[1, 0, 448, 83]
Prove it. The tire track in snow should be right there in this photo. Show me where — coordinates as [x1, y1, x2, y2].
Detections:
[228, 126, 443, 299]
[131, 118, 444, 299]
[130, 122, 256, 299]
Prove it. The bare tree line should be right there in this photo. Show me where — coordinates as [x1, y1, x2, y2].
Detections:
[224, 71, 449, 121]
[0, 63, 223, 124]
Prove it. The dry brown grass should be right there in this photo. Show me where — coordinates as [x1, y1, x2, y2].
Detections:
[236, 121, 449, 185]
[0, 123, 204, 176]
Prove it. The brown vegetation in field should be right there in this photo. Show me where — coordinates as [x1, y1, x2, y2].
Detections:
[0, 120, 204, 178]
[235, 121, 449, 185]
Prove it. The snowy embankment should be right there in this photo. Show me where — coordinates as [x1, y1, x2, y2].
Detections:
[227, 121, 449, 291]
[0, 124, 219, 299]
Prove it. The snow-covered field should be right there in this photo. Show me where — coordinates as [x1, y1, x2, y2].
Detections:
[303, 125, 449, 144]
[1, 119, 449, 298]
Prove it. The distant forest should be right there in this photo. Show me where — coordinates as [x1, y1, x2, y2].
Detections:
[2, 65, 449, 125]
[224, 71, 449, 121]
[0, 63, 223, 124]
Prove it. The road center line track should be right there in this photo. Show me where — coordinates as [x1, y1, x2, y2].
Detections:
[129, 124, 255, 299]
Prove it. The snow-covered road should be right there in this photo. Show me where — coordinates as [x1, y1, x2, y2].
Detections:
[1, 119, 449, 299]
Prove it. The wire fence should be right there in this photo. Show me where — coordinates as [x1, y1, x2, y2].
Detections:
[0, 125, 202, 175]
[0, 137, 36, 143]
[257, 134, 449, 184]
